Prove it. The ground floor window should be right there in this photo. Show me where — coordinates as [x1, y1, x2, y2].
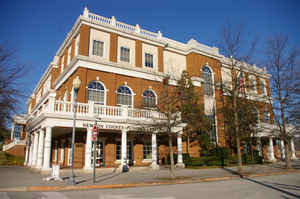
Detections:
[60, 143, 64, 164]
[143, 142, 152, 160]
[67, 144, 72, 166]
[115, 141, 133, 161]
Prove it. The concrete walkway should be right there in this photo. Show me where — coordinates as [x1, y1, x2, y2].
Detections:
[0, 160, 299, 191]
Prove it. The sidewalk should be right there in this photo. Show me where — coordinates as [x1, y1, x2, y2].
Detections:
[0, 160, 299, 192]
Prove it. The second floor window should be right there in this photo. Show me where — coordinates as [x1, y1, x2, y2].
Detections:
[264, 108, 270, 123]
[117, 85, 132, 107]
[145, 53, 153, 68]
[207, 114, 217, 143]
[92, 40, 104, 57]
[203, 66, 213, 96]
[87, 81, 105, 104]
[249, 77, 256, 93]
[120, 47, 130, 62]
[143, 90, 156, 108]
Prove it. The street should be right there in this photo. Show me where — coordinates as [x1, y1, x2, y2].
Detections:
[1, 173, 300, 199]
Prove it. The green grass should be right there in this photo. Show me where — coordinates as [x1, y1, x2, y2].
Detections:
[0, 151, 24, 166]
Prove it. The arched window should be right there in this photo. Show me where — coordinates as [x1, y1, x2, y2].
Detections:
[142, 89, 156, 108]
[117, 85, 132, 107]
[87, 81, 105, 104]
[202, 66, 213, 96]
[264, 108, 270, 123]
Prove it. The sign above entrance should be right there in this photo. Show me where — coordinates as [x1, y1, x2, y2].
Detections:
[83, 122, 125, 130]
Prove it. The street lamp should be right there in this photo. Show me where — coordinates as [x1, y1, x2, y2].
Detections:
[70, 75, 81, 185]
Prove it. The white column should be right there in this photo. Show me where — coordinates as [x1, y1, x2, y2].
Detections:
[36, 129, 45, 169]
[176, 134, 185, 168]
[32, 132, 39, 167]
[24, 141, 30, 166]
[280, 140, 285, 160]
[10, 122, 15, 141]
[42, 127, 52, 170]
[291, 139, 297, 160]
[54, 140, 58, 164]
[121, 129, 127, 168]
[151, 133, 159, 169]
[256, 137, 262, 156]
[60, 139, 65, 165]
[268, 137, 276, 161]
[84, 128, 93, 170]
[29, 135, 34, 166]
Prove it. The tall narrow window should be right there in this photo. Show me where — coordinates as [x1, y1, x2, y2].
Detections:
[264, 108, 270, 123]
[145, 53, 153, 68]
[87, 81, 105, 104]
[142, 89, 156, 108]
[238, 72, 245, 95]
[249, 76, 256, 93]
[75, 34, 80, 56]
[93, 40, 104, 57]
[120, 47, 130, 62]
[207, 115, 217, 142]
[67, 46, 71, 65]
[202, 66, 213, 96]
[143, 142, 152, 160]
[252, 108, 259, 123]
[61, 56, 65, 73]
[117, 85, 132, 107]
[116, 141, 121, 160]
[260, 79, 266, 95]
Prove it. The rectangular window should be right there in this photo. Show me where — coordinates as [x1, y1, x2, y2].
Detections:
[260, 79, 267, 95]
[67, 144, 72, 166]
[93, 40, 104, 57]
[61, 56, 65, 73]
[249, 76, 256, 93]
[75, 34, 80, 56]
[143, 142, 152, 159]
[145, 53, 153, 68]
[120, 47, 130, 62]
[116, 141, 121, 160]
[207, 115, 217, 143]
[117, 94, 132, 107]
[67, 46, 71, 65]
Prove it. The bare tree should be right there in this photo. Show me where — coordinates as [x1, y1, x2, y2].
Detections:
[264, 35, 300, 169]
[217, 23, 258, 172]
[0, 44, 26, 137]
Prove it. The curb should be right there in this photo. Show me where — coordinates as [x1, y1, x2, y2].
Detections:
[0, 170, 299, 192]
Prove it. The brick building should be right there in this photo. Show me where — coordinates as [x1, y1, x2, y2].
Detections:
[3, 7, 298, 170]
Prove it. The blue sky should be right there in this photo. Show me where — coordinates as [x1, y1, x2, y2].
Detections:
[1, 0, 299, 114]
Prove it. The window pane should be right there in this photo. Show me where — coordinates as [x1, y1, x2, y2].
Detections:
[117, 86, 132, 106]
[143, 142, 152, 159]
[203, 66, 213, 96]
[87, 81, 105, 104]
[120, 47, 130, 62]
[145, 53, 153, 68]
[93, 40, 104, 57]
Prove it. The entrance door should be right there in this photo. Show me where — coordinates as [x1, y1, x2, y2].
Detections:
[127, 141, 133, 166]
[91, 140, 104, 167]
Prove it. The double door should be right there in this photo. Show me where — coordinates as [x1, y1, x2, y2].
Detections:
[91, 140, 104, 167]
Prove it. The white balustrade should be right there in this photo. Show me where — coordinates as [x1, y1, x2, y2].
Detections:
[29, 99, 168, 122]
[86, 10, 159, 40]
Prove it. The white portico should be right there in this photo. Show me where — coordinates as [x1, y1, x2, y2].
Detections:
[23, 91, 185, 170]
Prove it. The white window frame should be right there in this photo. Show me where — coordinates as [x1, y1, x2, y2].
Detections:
[202, 65, 214, 97]
[67, 46, 71, 66]
[61, 55, 65, 73]
[75, 34, 80, 56]
[249, 75, 257, 94]
[143, 141, 152, 161]
[116, 85, 134, 107]
[142, 89, 157, 109]
[87, 81, 107, 105]
[92, 40, 104, 57]
[144, 53, 154, 68]
[119, 46, 130, 63]
[260, 78, 267, 95]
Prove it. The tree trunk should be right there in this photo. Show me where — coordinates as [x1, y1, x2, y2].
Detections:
[168, 134, 176, 179]
[284, 140, 292, 169]
[187, 135, 190, 156]
[233, 91, 242, 173]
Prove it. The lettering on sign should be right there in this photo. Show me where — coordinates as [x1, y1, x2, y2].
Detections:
[83, 123, 124, 130]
